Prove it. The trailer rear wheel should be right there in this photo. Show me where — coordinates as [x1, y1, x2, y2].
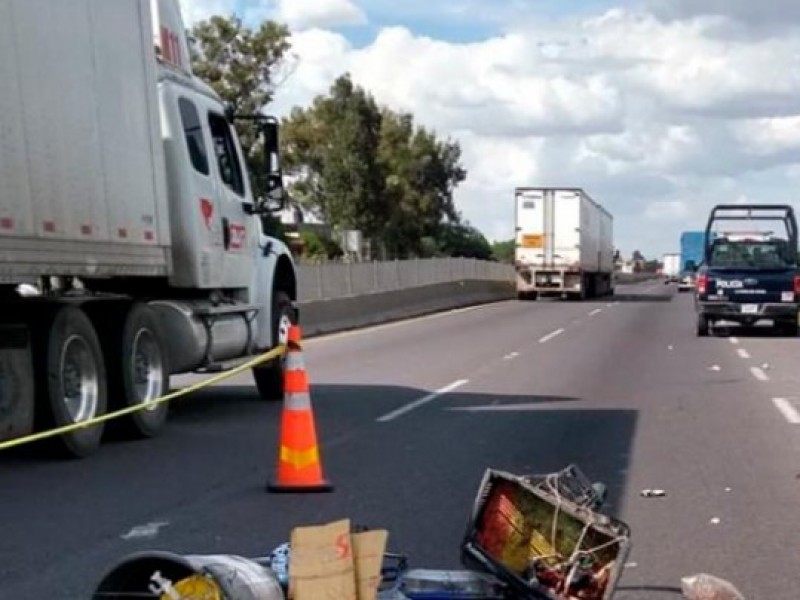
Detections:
[33, 306, 107, 458]
[253, 291, 296, 401]
[104, 304, 169, 438]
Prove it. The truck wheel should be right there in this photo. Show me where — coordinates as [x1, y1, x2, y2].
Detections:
[697, 314, 710, 337]
[0, 328, 35, 443]
[517, 292, 537, 301]
[253, 291, 296, 401]
[32, 306, 107, 458]
[105, 304, 169, 438]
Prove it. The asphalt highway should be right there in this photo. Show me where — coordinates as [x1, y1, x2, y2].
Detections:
[2, 280, 799, 599]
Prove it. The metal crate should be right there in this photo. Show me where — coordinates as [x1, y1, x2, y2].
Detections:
[461, 470, 631, 600]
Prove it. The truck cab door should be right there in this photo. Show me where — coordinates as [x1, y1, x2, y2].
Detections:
[206, 111, 254, 288]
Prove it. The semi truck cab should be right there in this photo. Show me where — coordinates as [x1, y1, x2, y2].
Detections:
[0, 0, 298, 457]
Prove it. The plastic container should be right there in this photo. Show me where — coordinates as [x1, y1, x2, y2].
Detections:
[92, 551, 284, 600]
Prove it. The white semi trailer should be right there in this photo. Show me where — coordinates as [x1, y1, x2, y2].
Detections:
[0, 0, 298, 457]
[514, 188, 614, 300]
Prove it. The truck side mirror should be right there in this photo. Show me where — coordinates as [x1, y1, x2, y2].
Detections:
[257, 118, 286, 213]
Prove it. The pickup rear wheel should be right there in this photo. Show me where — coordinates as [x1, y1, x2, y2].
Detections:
[697, 314, 710, 337]
[780, 319, 798, 337]
[253, 291, 296, 401]
[32, 306, 108, 458]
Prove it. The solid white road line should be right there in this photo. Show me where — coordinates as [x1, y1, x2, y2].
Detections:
[772, 398, 800, 424]
[737, 348, 751, 359]
[376, 379, 469, 422]
[539, 328, 565, 343]
[503, 352, 520, 360]
[750, 366, 769, 382]
[589, 308, 603, 316]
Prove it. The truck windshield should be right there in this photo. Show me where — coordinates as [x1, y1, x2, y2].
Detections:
[708, 240, 795, 268]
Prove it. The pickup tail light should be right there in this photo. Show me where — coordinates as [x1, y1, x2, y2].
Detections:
[697, 274, 708, 294]
[794, 275, 800, 295]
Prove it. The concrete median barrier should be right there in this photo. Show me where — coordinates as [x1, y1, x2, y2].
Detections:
[298, 279, 515, 338]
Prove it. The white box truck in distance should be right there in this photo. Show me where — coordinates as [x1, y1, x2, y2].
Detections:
[662, 252, 680, 283]
[0, 0, 298, 457]
[515, 188, 614, 300]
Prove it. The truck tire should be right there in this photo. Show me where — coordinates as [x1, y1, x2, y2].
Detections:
[104, 304, 169, 438]
[517, 292, 538, 301]
[253, 291, 296, 401]
[0, 327, 35, 443]
[697, 314, 710, 337]
[32, 305, 107, 458]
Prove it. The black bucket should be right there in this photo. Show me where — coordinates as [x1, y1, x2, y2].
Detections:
[92, 551, 284, 600]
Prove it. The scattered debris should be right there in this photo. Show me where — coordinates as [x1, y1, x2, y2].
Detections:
[120, 521, 169, 541]
[96, 466, 632, 600]
[681, 573, 745, 600]
[640, 489, 667, 498]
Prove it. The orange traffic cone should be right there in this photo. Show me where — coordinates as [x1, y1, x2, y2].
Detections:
[268, 324, 333, 493]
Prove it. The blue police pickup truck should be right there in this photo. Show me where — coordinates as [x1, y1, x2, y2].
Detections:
[695, 205, 800, 337]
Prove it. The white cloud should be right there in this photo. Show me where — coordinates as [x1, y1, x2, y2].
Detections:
[651, 0, 800, 32]
[179, 0, 238, 24]
[645, 200, 690, 221]
[177, 0, 800, 255]
[276, 0, 366, 30]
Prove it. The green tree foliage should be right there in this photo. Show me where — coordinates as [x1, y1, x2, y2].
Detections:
[491, 239, 516, 263]
[282, 74, 467, 259]
[436, 223, 492, 260]
[378, 110, 465, 257]
[282, 76, 389, 242]
[299, 230, 343, 261]
[189, 16, 291, 197]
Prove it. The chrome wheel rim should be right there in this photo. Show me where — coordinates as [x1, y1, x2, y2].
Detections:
[277, 313, 292, 347]
[131, 329, 164, 411]
[60, 335, 99, 423]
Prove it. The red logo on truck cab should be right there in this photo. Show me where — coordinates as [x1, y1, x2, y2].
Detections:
[229, 223, 247, 250]
[200, 198, 214, 229]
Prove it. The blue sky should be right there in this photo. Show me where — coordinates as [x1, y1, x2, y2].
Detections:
[221, 0, 633, 45]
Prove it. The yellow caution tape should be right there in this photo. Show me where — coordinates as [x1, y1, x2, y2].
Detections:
[0, 345, 286, 451]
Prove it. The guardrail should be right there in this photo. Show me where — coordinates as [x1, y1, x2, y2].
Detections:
[613, 272, 660, 284]
[297, 257, 514, 302]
